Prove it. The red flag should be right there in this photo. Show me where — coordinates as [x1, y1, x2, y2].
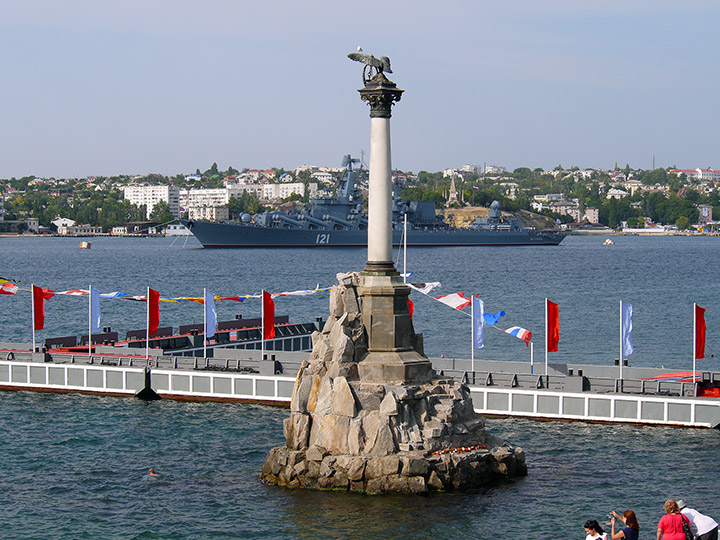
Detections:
[33, 285, 45, 330]
[148, 288, 160, 335]
[0, 282, 19, 295]
[695, 304, 706, 360]
[262, 290, 275, 340]
[547, 299, 559, 352]
[408, 298, 414, 318]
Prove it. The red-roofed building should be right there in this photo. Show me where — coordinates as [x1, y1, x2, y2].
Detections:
[669, 168, 720, 182]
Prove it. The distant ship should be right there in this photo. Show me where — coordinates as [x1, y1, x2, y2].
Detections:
[183, 156, 567, 248]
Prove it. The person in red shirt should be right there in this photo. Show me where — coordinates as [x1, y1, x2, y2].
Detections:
[658, 499, 691, 540]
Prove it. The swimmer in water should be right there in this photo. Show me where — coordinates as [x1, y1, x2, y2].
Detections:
[144, 468, 159, 479]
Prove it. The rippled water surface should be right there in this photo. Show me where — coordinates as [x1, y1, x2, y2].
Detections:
[0, 392, 718, 539]
[1, 235, 719, 538]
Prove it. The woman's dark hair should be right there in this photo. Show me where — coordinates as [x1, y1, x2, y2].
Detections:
[624, 510, 640, 530]
[584, 520, 604, 534]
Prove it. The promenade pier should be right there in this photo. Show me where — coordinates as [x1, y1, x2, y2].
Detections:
[2, 344, 718, 428]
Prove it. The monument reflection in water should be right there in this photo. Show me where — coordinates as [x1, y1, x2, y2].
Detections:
[260, 53, 526, 494]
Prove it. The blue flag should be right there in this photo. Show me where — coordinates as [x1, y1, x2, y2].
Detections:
[622, 303, 633, 356]
[483, 310, 506, 326]
[472, 296, 484, 349]
[205, 290, 217, 339]
[90, 286, 101, 333]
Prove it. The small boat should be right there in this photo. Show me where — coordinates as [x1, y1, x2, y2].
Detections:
[603, 239, 614, 246]
[80, 241, 91, 249]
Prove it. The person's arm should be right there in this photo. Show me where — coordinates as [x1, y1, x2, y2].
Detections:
[657, 527, 663, 540]
[610, 511, 627, 525]
[611, 518, 626, 540]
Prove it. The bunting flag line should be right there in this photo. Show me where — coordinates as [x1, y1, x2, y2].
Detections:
[3, 284, 333, 305]
[435, 292, 471, 310]
[408, 282, 441, 295]
[504, 326, 533, 348]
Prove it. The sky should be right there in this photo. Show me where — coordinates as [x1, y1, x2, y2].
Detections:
[1, 0, 719, 179]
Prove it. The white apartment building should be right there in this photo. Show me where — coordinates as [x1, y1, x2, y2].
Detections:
[583, 208, 600, 224]
[262, 182, 306, 200]
[179, 188, 244, 209]
[188, 206, 229, 221]
[124, 185, 180, 219]
[548, 200, 581, 221]
[0, 195, 4, 221]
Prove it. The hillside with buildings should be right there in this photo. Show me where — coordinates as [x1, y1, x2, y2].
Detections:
[1, 161, 719, 235]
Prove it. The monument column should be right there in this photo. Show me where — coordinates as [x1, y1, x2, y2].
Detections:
[349, 53, 433, 383]
[360, 79, 401, 273]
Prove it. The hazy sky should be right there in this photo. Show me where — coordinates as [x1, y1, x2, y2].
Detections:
[1, 1, 719, 178]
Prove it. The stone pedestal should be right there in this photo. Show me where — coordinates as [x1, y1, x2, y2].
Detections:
[356, 272, 432, 383]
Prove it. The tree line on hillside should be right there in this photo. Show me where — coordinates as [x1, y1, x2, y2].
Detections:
[2, 164, 718, 231]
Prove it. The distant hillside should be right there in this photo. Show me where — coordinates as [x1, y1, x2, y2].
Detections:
[438, 206, 555, 229]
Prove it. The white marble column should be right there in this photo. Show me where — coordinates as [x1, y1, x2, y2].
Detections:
[367, 117, 393, 265]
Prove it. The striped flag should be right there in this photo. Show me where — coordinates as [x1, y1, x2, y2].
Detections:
[0, 282, 18, 295]
[505, 326, 532, 348]
[435, 292, 471, 310]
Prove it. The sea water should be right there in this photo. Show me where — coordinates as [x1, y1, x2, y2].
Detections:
[0, 235, 719, 539]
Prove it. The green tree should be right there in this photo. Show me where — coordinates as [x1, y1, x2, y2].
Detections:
[149, 201, 175, 223]
[675, 216, 690, 230]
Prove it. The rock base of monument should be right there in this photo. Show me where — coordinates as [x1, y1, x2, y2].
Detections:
[260, 272, 527, 494]
[262, 438, 526, 495]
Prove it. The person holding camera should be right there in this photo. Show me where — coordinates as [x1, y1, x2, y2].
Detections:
[610, 510, 640, 540]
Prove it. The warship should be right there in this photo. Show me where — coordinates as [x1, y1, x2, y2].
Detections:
[183, 156, 567, 248]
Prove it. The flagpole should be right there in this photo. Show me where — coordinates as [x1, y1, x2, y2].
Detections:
[146, 286, 150, 362]
[261, 289, 265, 363]
[530, 342, 534, 375]
[403, 214, 407, 283]
[619, 300, 623, 380]
[31, 283, 36, 352]
[470, 297, 475, 375]
[88, 284, 93, 358]
[203, 288, 208, 359]
[545, 298, 548, 377]
[693, 302, 697, 384]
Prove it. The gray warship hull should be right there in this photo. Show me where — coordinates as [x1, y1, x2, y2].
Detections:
[182, 220, 566, 248]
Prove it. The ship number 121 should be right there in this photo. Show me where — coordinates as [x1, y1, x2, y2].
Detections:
[316, 234, 330, 244]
